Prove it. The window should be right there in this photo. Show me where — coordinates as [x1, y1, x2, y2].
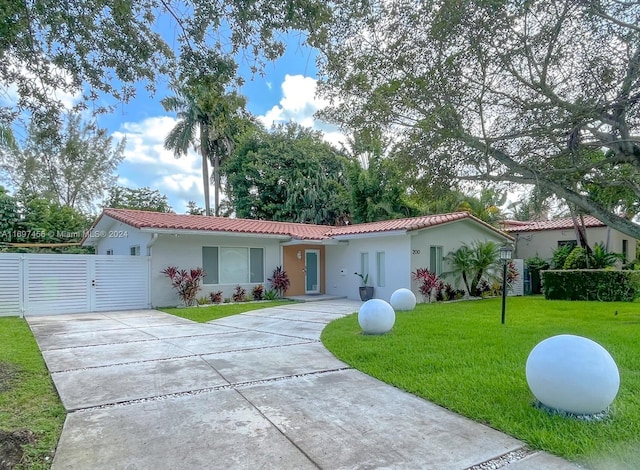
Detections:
[202, 247, 219, 284]
[376, 252, 385, 287]
[130, 245, 140, 256]
[430, 246, 443, 275]
[558, 240, 577, 249]
[622, 239, 628, 261]
[360, 252, 369, 282]
[106, 249, 113, 255]
[202, 246, 264, 284]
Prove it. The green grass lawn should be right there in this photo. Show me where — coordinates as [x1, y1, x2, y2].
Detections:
[0, 317, 65, 470]
[321, 297, 640, 469]
[158, 300, 295, 322]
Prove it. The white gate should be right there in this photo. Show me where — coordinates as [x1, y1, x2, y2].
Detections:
[0, 254, 150, 316]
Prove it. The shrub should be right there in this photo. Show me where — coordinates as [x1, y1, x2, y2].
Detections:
[197, 296, 210, 305]
[161, 266, 205, 307]
[542, 270, 640, 301]
[232, 285, 247, 302]
[263, 289, 279, 300]
[551, 244, 574, 269]
[268, 266, 290, 298]
[251, 284, 264, 301]
[209, 291, 223, 304]
[526, 256, 550, 294]
[563, 247, 592, 269]
[412, 268, 442, 302]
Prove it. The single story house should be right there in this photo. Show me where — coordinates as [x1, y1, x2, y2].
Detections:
[83, 209, 514, 307]
[502, 216, 637, 262]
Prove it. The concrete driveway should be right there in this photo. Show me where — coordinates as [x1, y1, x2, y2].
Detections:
[27, 300, 581, 469]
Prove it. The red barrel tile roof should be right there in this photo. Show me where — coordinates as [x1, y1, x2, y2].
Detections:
[96, 208, 510, 241]
[502, 216, 605, 232]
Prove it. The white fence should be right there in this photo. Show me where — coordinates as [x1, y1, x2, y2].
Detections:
[0, 254, 150, 316]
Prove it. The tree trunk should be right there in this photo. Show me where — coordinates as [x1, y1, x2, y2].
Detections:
[213, 152, 220, 217]
[200, 126, 211, 216]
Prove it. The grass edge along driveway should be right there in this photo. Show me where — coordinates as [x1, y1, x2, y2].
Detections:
[0, 300, 293, 469]
[321, 297, 640, 469]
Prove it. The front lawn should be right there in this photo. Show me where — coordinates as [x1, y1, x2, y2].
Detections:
[158, 300, 295, 323]
[0, 318, 65, 469]
[321, 297, 640, 468]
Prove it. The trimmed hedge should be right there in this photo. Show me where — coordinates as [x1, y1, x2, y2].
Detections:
[541, 269, 640, 301]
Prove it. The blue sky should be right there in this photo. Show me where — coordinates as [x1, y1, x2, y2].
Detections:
[95, 36, 344, 214]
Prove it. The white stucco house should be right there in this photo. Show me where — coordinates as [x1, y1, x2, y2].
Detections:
[502, 216, 637, 262]
[82, 209, 514, 307]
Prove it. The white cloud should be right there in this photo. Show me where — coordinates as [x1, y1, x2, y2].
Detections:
[258, 74, 346, 148]
[111, 116, 205, 213]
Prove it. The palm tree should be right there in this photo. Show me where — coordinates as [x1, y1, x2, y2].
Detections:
[162, 80, 247, 216]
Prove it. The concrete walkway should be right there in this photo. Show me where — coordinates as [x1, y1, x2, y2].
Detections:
[27, 300, 581, 469]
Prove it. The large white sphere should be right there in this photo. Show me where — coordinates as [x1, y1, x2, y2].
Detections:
[358, 299, 396, 335]
[390, 288, 417, 311]
[526, 334, 620, 415]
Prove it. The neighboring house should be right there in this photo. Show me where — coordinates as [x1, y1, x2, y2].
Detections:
[83, 209, 513, 306]
[502, 216, 637, 262]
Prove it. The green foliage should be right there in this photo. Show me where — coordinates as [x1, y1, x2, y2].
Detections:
[162, 77, 251, 216]
[2, 0, 329, 121]
[311, 0, 640, 239]
[0, 187, 18, 236]
[1, 112, 124, 211]
[563, 247, 592, 270]
[322, 297, 640, 466]
[263, 289, 279, 301]
[590, 242, 624, 269]
[104, 186, 172, 212]
[443, 241, 499, 296]
[526, 256, 550, 294]
[542, 270, 640, 301]
[225, 122, 351, 224]
[551, 244, 574, 269]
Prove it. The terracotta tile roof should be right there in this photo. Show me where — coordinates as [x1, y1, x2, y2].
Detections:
[502, 216, 605, 232]
[95, 209, 511, 241]
[101, 209, 331, 240]
[328, 212, 482, 236]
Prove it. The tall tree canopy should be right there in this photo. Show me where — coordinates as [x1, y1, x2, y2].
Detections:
[0, 112, 124, 211]
[104, 186, 173, 213]
[162, 74, 251, 216]
[225, 122, 350, 225]
[1, 0, 330, 123]
[312, 0, 640, 238]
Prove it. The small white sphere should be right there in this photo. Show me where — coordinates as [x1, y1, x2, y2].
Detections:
[390, 288, 417, 311]
[526, 334, 620, 415]
[358, 299, 395, 335]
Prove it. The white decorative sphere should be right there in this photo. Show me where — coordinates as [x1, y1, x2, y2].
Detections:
[526, 334, 620, 415]
[358, 299, 396, 335]
[390, 288, 417, 311]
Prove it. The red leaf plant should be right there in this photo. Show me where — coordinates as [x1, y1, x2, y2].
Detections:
[161, 266, 206, 307]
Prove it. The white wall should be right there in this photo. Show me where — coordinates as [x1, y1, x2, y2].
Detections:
[150, 233, 282, 307]
[513, 226, 637, 261]
[325, 234, 411, 301]
[410, 219, 510, 298]
[94, 219, 153, 256]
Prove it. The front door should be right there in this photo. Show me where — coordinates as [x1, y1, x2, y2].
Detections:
[305, 250, 320, 294]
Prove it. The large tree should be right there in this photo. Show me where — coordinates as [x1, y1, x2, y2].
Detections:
[1, 0, 329, 122]
[225, 122, 351, 224]
[104, 186, 173, 213]
[0, 112, 124, 211]
[312, 0, 640, 238]
[162, 74, 250, 216]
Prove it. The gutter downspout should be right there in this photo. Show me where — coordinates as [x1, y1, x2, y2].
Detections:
[146, 233, 159, 256]
[145, 233, 158, 308]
